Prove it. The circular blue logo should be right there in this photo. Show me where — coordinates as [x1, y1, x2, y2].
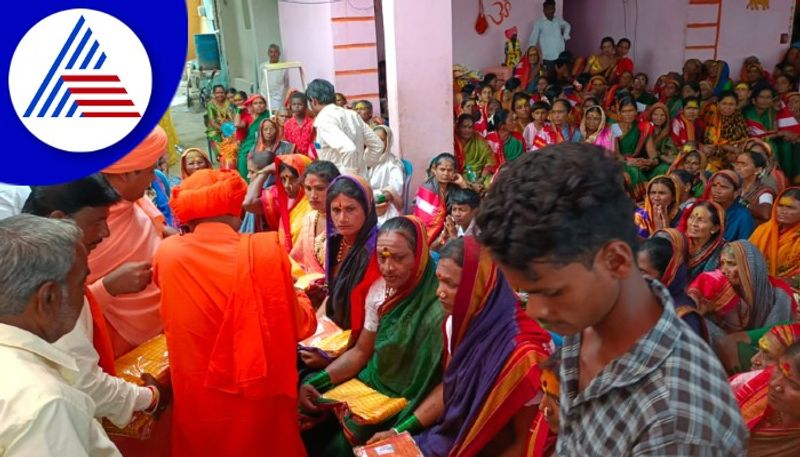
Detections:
[1, 1, 187, 184]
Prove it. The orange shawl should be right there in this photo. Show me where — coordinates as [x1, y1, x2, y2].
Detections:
[750, 187, 800, 279]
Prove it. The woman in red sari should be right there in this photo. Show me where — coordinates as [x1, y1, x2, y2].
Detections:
[414, 237, 552, 457]
[734, 341, 800, 456]
[414, 154, 466, 243]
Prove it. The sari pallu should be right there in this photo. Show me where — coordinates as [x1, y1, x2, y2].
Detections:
[678, 199, 727, 281]
[414, 178, 457, 244]
[742, 105, 795, 181]
[702, 171, 756, 242]
[331, 218, 445, 448]
[750, 187, 800, 283]
[485, 131, 525, 167]
[734, 366, 800, 457]
[415, 238, 551, 457]
[261, 154, 313, 251]
[237, 96, 271, 180]
[531, 124, 581, 151]
[454, 135, 495, 178]
[325, 175, 381, 340]
[634, 175, 684, 238]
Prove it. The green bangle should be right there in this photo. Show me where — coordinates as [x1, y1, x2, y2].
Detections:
[393, 415, 422, 435]
[305, 371, 333, 392]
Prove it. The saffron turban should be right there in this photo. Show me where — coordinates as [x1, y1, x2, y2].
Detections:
[170, 169, 247, 223]
[103, 126, 168, 174]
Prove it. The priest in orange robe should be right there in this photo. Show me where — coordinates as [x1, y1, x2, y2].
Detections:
[154, 169, 316, 457]
[90, 126, 175, 357]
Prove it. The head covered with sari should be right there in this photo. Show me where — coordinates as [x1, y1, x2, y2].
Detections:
[720, 240, 796, 329]
[702, 169, 742, 202]
[415, 236, 551, 457]
[261, 154, 313, 250]
[755, 323, 800, 370]
[652, 229, 694, 306]
[325, 175, 379, 335]
[646, 102, 672, 142]
[678, 199, 726, 280]
[180, 148, 213, 179]
[750, 187, 800, 278]
[579, 105, 609, 143]
[640, 175, 684, 235]
[254, 117, 282, 152]
[742, 138, 787, 194]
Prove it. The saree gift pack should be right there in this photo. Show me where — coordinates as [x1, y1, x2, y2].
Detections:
[353, 431, 424, 457]
[102, 334, 170, 439]
[298, 316, 351, 362]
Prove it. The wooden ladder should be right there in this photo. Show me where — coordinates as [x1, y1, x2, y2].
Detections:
[685, 0, 723, 61]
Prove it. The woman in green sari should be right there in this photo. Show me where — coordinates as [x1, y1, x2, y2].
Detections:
[206, 85, 236, 162]
[454, 114, 495, 187]
[234, 94, 270, 181]
[743, 82, 799, 183]
[616, 96, 654, 201]
[299, 216, 444, 456]
[644, 102, 678, 178]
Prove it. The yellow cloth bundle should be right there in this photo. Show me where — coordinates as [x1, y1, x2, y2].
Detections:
[300, 317, 351, 358]
[323, 379, 408, 424]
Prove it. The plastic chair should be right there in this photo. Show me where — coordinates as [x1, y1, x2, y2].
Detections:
[401, 159, 413, 214]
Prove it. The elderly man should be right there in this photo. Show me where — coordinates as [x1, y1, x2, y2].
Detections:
[23, 175, 167, 429]
[306, 78, 384, 176]
[0, 215, 121, 456]
[154, 169, 316, 457]
[90, 126, 174, 357]
[259, 43, 289, 111]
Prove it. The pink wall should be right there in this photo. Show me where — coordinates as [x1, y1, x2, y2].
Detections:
[277, 2, 335, 88]
[451, 0, 563, 71]
[565, 0, 795, 83]
[385, 0, 454, 194]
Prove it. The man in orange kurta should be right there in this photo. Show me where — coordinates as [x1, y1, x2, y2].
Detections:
[154, 169, 316, 457]
[90, 126, 173, 357]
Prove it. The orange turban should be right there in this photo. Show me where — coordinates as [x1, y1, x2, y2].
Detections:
[170, 169, 247, 223]
[103, 126, 168, 174]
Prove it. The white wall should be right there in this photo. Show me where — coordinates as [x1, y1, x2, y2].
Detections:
[564, 0, 795, 82]
[278, 1, 336, 89]
[452, 0, 562, 71]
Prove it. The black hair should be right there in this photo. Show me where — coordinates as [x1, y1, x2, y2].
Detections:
[439, 237, 465, 266]
[751, 80, 777, 101]
[741, 150, 768, 169]
[306, 79, 337, 105]
[483, 73, 498, 84]
[326, 177, 368, 212]
[304, 160, 340, 183]
[601, 36, 615, 47]
[671, 169, 693, 186]
[512, 92, 531, 108]
[776, 74, 799, 91]
[478, 83, 494, 95]
[550, 98, 571, 112]
[634, 72, 649, 83]
[237, 90, 247, 100]
[460, 98, 475, 109]
[582, 96, 599, 107]
[618, 38, 631, 47]
[543, 0, 555, 6]
[683, 95, 700, 106]
[490, 108, 511, 132]
[717, 90, 738, 104]
[639, 237, 672, 278]
[783, 188, 800, 202]
[531, 100, 551, 112]
[691, 200, 722, 228]
[456, 113, 475, 127]
[279, 162, 300, 178]
[23, 174, 120, 216]
[684, 82, 700, 93]
[378, 216, 418, 251]
[584, 105, 604, 118]
[617, 96, 636, 110]
[451, 188, 480, 209]
[505, 77, 522, 91]
[477, 143, 636, 271]
[649, 176, 677, 203]
[575, 73, 590, 87]
[213, 84, 225, 92]
[355, 100, 373, 111]
[686, 150, 702, 163]
[430, 153, 457, 171]
[290, 92, 308, 104]
[227, 87, 237, 95]
[462, 83, 476, 95]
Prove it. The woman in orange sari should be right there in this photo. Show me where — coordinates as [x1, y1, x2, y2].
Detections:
[750, 188, 800, 290]
[734, 341, 800, 456]
[413, 237, 552, 457]
[290, 161, 341, 275]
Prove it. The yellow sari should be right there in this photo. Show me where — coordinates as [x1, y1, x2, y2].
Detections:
[750, 187, 800, 287]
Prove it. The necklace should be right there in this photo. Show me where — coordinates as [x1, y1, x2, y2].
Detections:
[336, 238, 353, 264]
[384, 286, 396, 300]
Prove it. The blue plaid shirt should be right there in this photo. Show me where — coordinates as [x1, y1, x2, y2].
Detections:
[557, 280, 747, 456]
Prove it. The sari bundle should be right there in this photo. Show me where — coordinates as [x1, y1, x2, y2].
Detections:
[324, 217, 445, 445]
[415, 237, 551, 457]
[750, 187, 800, 280]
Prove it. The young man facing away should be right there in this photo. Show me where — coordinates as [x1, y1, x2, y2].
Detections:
[476, 143, 746, 455]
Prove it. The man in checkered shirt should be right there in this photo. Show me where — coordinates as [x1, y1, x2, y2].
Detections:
[477, 143, 747, 455]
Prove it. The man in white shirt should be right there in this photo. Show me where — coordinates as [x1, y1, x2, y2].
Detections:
[0, 215, 121, 457]
[22, 175, 166, 429]
[259, 44, 289, 112]
[306, 78, 384, 176]
[527, 0, 571, 66]
[0, 183, 30, 220]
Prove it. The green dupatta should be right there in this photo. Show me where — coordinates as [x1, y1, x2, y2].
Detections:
[237, 111, 270, 180]
[503, 135, 524, 162]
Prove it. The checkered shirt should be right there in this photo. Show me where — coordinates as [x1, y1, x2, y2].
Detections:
[556, 280, 747, 456]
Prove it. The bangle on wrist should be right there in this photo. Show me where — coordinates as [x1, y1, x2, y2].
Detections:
[145, 385, 160, 414]
[305, 370, 333, 392]
[393, 415, 422, 434]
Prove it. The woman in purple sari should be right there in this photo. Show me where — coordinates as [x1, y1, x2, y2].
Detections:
[413, 236, 552, 457]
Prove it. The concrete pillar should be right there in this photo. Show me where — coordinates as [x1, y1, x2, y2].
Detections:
[382, 0, 454, 194]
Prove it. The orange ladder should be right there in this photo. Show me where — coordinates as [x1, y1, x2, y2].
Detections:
[685, 0, 723, 61]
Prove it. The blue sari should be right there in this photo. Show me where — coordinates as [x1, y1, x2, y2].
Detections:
[724, 202, 755, 242]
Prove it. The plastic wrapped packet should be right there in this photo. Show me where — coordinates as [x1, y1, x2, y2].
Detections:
[299, 317, 351, 360]
[321, 379, 407, 425]
[102, 334, 169, 439]
[353, 432, 424, 457]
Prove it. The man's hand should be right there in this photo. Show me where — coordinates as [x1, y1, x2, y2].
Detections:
[103, 261, 153, 297]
